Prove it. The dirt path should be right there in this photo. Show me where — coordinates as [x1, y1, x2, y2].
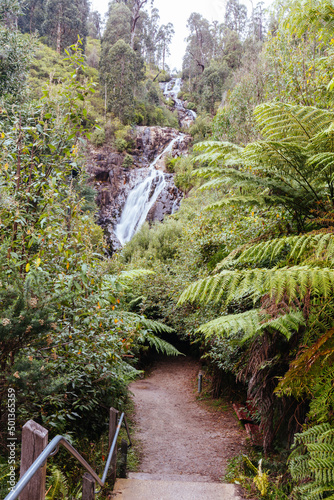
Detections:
[129, 357, 246, 482]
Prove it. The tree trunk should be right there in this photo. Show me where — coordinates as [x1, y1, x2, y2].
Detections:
[162, 43, 165, 71]
[130, 0, 147, 49]
[57, 19, 62, 54]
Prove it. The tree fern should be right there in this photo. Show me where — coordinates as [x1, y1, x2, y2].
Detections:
[217, 233, 334, 269]
[289, 424, 334, 499]
[126, 314, 174, 334]
[196, 309, 305, 342]
[178, 266, 334, 306]
[123, 314, 180, 356]
[196, 309, 261, 340]
[253, 103, 334, 144]
[191, 101, 334, 227]
[143, 332, 182, 356]
[193, 140, 244, 165]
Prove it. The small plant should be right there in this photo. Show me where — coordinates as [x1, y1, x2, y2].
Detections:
[224, 452, 291, 499]
[115, 138, 127, 153]
[90, 127, 105, 146]
[45, 466, 69, 499]
[164, 154, 177, 173]
[186, 102, 197, 111]
[122, 154, 134, 169]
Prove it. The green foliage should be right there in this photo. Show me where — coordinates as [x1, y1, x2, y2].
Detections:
[164, 154, 177, 173]
[100, 39, 145, 122]
[46, 466, 69, 499]
[289, 424, 334, 499]
[174, 156, 195, 193]
[122, 154, 134, 168]
[225, 451, 291, 499]
[188, 114, 213, 142]
[43, 0, 89, 54]
[115, 138, 128, 153]
[85, 36, 100, 69]
[193, 100, 334, 230]
[0, 10, 34, 97]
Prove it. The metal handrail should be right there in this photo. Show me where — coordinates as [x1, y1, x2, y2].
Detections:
[5, 412, 132, 500]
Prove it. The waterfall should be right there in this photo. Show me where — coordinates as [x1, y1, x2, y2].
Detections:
[115, 136, 183, 246]
[164, 78, 197, 124]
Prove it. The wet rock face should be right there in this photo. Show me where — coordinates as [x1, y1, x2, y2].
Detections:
[133, 126, 191, 169]
[87, 126, 191, 252]
[147, 174, 182, 222]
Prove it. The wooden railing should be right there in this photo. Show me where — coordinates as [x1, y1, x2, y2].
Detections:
[5, 408, 131, 500]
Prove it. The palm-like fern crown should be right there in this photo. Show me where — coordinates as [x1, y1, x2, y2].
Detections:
[193, 103, 334, 224]
[178, 229, 334, 340]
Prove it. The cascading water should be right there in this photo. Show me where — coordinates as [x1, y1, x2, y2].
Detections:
[115, 135, 183, 245]
[164, 78, 197, 122]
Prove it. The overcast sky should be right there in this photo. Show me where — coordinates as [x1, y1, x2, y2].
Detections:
[90, 0, 271, 70]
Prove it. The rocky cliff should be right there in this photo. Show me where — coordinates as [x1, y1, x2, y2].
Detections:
[87, 126, 192, 252]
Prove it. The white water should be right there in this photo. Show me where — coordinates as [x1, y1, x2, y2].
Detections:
[115, 136, 183, 246]
[165, 78, 197, 122]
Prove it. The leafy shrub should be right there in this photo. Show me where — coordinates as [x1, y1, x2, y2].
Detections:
[164, 154, 178, 173]
[121, 220, 183, 264]
[186, 102, 197, 111]
[188, 114, 212, 142]
[122, 154, 134, 168]
[115, 125, 134, 151]
[90, 127, 105, 146]
[157, 70, 171, 82]
[174, 156, 195, 193]
[115, 138, 127, 152]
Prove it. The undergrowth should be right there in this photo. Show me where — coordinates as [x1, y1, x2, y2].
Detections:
[224, 450, 293, 499]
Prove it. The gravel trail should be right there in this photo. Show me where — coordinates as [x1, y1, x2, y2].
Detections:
[129, 356, 246, 482]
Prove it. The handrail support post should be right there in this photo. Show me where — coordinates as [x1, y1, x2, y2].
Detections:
[82, 473, 95, 500]
[20, 420, 48, 500]
[109, 408, 119, 483]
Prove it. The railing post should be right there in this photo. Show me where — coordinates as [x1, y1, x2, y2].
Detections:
[109, 408, 119, 483]
[82, 473, 95, 500]
[198, 372, 203, 393]
[19, 420, 48, 500]
[119, 439, 128, 478]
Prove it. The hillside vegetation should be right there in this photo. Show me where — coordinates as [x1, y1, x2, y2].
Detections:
[1, 0, 334, 499]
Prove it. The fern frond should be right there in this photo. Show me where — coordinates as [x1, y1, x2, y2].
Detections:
[221, 233, 334, 268]
[116, 269, 154, 285]
[258, 311, 306, 340]
[194, 140, 244, 156]
[196, 309, 261, 340]
[178, 266, 334, 306]
[46, 466, 68, 500]
[135, 316, 174, 334]
[143, 333, 182, 356]
[307, 153, 334, 179]
[198, 177, 235, 191]
[253, 103, 334, 143]
[206, 194, 280, 210]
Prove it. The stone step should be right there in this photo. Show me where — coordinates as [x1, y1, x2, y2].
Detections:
[113, 477, 242, 500]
